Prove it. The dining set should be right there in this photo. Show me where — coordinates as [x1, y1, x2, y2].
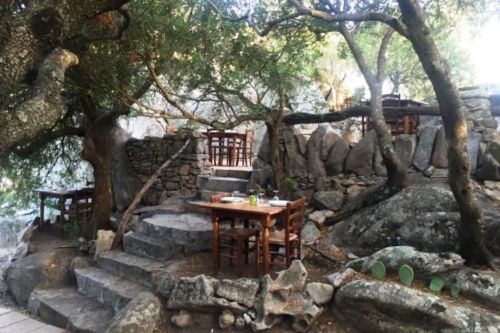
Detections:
[206, 129, 254, 167]
[199, 193, 306, 276]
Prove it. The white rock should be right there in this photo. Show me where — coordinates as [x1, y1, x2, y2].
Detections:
[327, 268, 358, 288]
[219, 310, 235, 329]
[308, 211, 326, 225]
[306, 282, 334, 305]
[94, 229, 115, 259]
[171, 310, 192, 328]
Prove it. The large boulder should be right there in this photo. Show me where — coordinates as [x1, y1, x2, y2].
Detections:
[325, 138, 349, 175]
[306, 127, 328, 178]
[345, 130, 377, 177]
[347, 246, 464, 277]
[467, 131, 482, 174]
[282, 128, 307, 178]
[431, 127, 448, 168]
[394, 135, 417, 168]
[477, 141, 500, 180]
[445, 269, 500, 310]
[335, 280, 500, 333]
[215, 278, 260, 308]
[326, 184, 459, 256]
[5, 249, 78, 305]
[413, 126, 439, 171]
[105, 292, 164, 333]
[311, 190, 344, 211]
[320, 128, 341, 161]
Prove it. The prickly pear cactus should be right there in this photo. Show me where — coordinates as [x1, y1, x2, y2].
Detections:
[398, 264, 414, 287]
[450, 284, 460, 298]
[429, 277, 445, 292]
[370, 261, 386, 280]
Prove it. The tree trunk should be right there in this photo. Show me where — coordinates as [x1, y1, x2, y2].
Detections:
[266, 122, 284, 193]
[81, 119, 114, 232]
[398, 0, 491, 265]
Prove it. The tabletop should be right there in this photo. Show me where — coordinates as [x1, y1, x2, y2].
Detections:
[198, 200, 286, 215]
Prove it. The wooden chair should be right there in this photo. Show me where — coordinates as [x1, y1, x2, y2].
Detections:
[236, 129, 254, 166]
[267, 197, 306, 268]
[210, 193, 260, 276]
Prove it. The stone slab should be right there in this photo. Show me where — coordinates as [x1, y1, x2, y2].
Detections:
[28, 288, 113, 333]
[413, 126, 439, 172]
[124, 231, 182, 261]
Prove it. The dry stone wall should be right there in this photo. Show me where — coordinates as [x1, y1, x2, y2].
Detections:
[126, 131, 211, 205]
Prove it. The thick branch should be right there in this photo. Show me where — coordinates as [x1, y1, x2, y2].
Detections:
[282, 105, 439, 124]
[0, 48, 79, 152]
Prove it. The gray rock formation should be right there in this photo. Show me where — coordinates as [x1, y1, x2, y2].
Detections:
[431, 127, 448, 168]
[215, 278, 260, 308]
[325, 138, 349, 176]
[282, 128, 307, 178]
[477, 141, 500, 180]
[105, 292, 164, 333]
[413, 126, 439, 171]
[305, 283, 334, 305]
[311, 190, 344, 211]
[445, 269, 500, 310]
[335, 280, 500, 333]
[326, 185, 459, 255]
[320, 128, 340, 161]
[345, 130, 377, 177]
[346, 246, 464, 276]
[467, 131, 482, 174]
[306, 127, 328, 178]
[301, 222, 321, 244]
[394, 135, 417, 168]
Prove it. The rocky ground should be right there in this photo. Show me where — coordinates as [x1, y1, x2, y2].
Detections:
[0, 248, 16, 308]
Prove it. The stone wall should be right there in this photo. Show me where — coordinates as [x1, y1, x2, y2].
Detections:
[126, 131, 211, 205]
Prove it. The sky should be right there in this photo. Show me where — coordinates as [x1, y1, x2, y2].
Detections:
[470, 19, 500, 86]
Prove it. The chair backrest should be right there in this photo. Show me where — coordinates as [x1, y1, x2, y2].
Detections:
[285, 197, 306, 236]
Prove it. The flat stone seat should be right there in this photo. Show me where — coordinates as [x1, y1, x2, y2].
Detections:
[138, 213, 212, 254]
[28, 288, 114, 333]
[197, 175, 249, 193]
[74, 266, 149, 313]
[98, 250, 186, 287]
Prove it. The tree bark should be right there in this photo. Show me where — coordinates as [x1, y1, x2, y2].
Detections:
[0, 48, 78, 152]
[398, 0, 491, 265]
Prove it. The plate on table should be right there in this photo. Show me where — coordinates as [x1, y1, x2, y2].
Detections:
[268, 200, 289, 207]
[220, 197, 244, 203]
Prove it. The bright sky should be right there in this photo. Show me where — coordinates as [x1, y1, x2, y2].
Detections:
[470, 19, 500, 85]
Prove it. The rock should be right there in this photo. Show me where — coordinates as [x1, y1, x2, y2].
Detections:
[95, 229, 115, 259]
[348, 246, 464, 276]
[17, 223, 36, 243]
[467, 131, 482, 174]
[152, 272, 177, 299]
[301, 222, 321, 244]
[327, 268, 358, 288]
[307, 211, 326, 225]
[431, 127, 448, 168]
[320, 128, 340, 161]
[305, 283, 334, 305]
[167, 275, 247, 312]
[282, 129, 307, 178]
[445, 268, 500, 309]
[219, 310, 235, 329]
[252, 262, 322, 332]
[69, 256, 91, 275]
[215, 278, 260, 308]
[170, 310, 192, 328]
[306, 127, 328, 178]
[105, 292, 164, 333]
[373, 145, 387, 177]
[413, 126, 439, 171]
[311, 191, 344, 211]
[325, 138, 349, 176]
[394, 135, 417, 168]
[477, 141, 500, 180]
[235, 315, 245, 329]
[335, 280, 500, 333]
[326, 184, 459, 256]
[345, 130, 377, 177]
[5, 249, 77, 305]
[322, 210, 334, 218]
[10, 241, 29, 262]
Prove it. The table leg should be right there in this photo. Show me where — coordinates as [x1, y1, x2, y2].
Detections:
[262, 215, 270, 275]
[39, 193, 45, 227]
[212, 212, 220, 276]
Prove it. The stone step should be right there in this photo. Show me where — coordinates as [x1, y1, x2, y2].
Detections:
[197, 175, 248, 193]
[98, 250, 185, 288]
[28, 287, 114, 333]
[214, 167, 252, 179]
[74, 266, 149, 313]
[123, 231, 182, 261]
[138, 213, 212, 254]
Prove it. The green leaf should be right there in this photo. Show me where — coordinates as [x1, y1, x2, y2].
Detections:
[370, 261, 386, 280]
[398, 264, 414, 287]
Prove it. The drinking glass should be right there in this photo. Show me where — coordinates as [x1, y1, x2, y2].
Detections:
[272, 189, 279, 201]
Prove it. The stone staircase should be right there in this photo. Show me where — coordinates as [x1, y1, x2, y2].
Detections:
[198, 167, 252, 201]
[28, 210, 209, 333]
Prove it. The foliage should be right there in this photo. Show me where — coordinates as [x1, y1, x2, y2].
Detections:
[429, 276, 445, 293]
[398, 264, 414, 287]
[370, 260, 386, 280]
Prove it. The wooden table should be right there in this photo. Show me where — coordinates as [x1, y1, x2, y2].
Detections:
[33, 187, 93, 226]
[198, 200, 286, 275]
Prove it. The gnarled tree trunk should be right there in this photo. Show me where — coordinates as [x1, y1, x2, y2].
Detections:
[398, 0, 491, 265]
